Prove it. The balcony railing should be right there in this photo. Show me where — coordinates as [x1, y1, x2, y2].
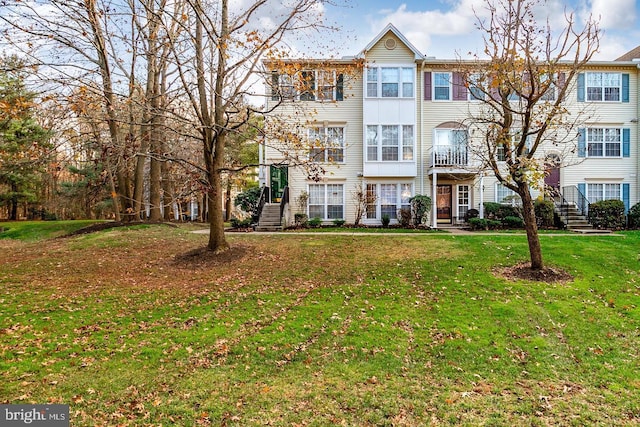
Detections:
[432, 145, 469, 167]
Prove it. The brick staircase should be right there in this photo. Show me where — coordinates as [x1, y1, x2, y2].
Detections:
[255, 203, 283, 231]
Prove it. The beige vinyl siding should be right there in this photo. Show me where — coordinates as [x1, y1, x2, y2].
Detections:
[265, 71, 365, 223]
[366, 33, 416, 63]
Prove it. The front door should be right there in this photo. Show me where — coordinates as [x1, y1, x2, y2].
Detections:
[436, 184, 452, 224]
[269, 165, 288, 202]
[544, 154, 561, 199]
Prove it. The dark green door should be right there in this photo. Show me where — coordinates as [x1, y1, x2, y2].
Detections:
[269, 165, 288, 202]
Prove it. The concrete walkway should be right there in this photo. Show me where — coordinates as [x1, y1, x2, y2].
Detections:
[192, 228, 624, 237]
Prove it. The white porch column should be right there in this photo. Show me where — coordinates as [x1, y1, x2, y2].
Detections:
[432, 172, 438, 228]
[479, 173, 485, 219]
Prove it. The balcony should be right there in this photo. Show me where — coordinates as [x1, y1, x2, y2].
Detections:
[432, 145, 469, 167]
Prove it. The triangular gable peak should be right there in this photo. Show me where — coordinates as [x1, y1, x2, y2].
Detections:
[358, 23, 425, 61]
[616, 45, 640, 61]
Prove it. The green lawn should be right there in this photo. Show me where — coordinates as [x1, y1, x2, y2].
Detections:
[0, 223, 638, 425]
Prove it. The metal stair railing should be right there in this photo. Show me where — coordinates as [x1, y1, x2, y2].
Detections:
[279, 186, 289, 223]
[562, 185, 590, 218]
[256, 186, 269, 225]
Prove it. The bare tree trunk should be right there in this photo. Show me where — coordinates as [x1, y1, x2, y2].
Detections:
[519, 185, 543, 270]
[225, 178, 232, 221]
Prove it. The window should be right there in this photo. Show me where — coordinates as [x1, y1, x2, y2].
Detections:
[497, 130, 532, 161]
[402, 68, 414, 97]
[585, 128, 621, 158]
[381, 126, 399, 161]
[308, 184, 344, 219]
[317, 70, 336, 101]
[273, 70, 341, 101]
[496, 183, 521, 205]
[433, 72, 451, 100]
[367, 66, 414, 98]
[366, 125, 414, 162]
[468, 73, 484, 101]
[586, 183, 621, 203]
[539, 73, 556, 101]
[402, 125, 414, 160]
[434, 128, 468, 165]
[586, 72, 621, 102]
[367, 68, 378, 97]
[308, 126, 345, 162]
[458, 185, 469, 220]
[365, 183, 413, 220]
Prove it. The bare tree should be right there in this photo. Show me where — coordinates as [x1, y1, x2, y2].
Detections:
[165, 0, 349, 252]
[462, 0, 599, 270]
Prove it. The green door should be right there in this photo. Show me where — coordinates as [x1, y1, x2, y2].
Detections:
[269, 165, 288, 202]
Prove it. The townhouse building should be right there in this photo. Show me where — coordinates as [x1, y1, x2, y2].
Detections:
[260, 24, 639, 229]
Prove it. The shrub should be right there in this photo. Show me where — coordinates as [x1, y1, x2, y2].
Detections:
[628, 202, 640, 229]
[234, 186, 262, 223]
[484, 202, 521, 220]
[588, 200, 625, 230]
[465, 208, 479, 221]
[308, 217, 322, 228]
[534, 199, 555, 227]
[294, 213, 308, 227]
[410, 195, 432, 225]
[488, 219, 502, 229]
[502, 216, 524, 228]
[381, 214, 391, 228]
[230, 217, 252, 229]
[468, 217, 487, 230]
[332, 219, 346, 227]
[398, 208, 412, 228]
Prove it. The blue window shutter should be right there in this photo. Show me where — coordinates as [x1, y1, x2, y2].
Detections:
[623, 128, 630, 157]
[577, 73, 585, 102]
[424, 72, 432, 101]
[336, 73, 344, 101]
[623, 183, 630, 213]
[578, 183, 586, 197]
[577, 128, 586, 157]
[622, 74, 629, 103]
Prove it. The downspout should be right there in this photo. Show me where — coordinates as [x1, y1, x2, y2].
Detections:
[479, 173, 485, 219]
[420, 61, 425, 195]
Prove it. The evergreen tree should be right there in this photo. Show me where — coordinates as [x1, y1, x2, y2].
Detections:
[0, 57, 52, 219]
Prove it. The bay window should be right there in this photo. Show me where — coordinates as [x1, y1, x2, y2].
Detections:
[367, 124, 414, 162]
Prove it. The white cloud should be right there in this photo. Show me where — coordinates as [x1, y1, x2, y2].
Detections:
[587, 0, 636, 29]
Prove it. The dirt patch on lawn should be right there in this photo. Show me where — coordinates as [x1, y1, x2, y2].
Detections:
[172, 244, 251, 269]
[62, 221, 178, 237]
[496, 262, 574, 284]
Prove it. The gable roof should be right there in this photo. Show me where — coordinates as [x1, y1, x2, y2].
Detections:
[616, 45, 640, 61]
[358, 23, 425, 60]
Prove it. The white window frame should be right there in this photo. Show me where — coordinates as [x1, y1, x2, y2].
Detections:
[586, 72, 621, 102]
[468, 73, 485, 101]
[586, 183, 621, 203]
[457, 185, 470, 220]
[433, 72, 452, 101]
[585, 127, 622, 158]
[495, 183, 521, 205]
[366, 66, 414, 99]
[366, 124, 414, 162]
[433, 128, 468, 165]
[308, 126, 346, 163]
[497, 130, 532, 162]
[539, 73, 557, 101]
[364, 183, 413, 221]
[277, 70, 339, 102]
[308, 183, 345, 220]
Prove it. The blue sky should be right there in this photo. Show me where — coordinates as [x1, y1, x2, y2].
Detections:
[321, 0, 640, 60]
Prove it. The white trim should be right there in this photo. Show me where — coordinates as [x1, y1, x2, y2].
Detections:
[359, 23, 425, 60]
